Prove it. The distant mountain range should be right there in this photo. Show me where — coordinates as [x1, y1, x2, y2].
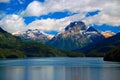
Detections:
[0, 20, 120, 61]
[13, 29, 52, 43]
[82, 32, 120, 57]
[47, 21, 105, 50]
[0, 27, 84, 59]
[98, 32, 120, 61]
[13, 21, 116, 52]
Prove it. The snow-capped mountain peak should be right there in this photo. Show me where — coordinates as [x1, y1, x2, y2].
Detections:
[65, 21, 88, 31]
[13, 29, 53, 43]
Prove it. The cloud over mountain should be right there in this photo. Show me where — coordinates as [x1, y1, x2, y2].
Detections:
[0, 0, 120, 34]
[0, 14, 26, 33]
[22, 0, 120, 26]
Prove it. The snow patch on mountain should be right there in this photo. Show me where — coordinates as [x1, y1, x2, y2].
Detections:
[13, 29, 53, 43]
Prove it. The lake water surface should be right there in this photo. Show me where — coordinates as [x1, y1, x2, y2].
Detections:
[0, 58, 120, 80]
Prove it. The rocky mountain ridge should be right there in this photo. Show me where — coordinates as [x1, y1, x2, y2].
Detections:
[13, 29, 53, 43]
[12, 21, 116, 52]
[47, 21, 105, 50]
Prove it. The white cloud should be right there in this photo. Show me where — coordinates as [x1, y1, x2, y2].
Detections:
[27, 13, 85, 32]
[0, 14, 26, 33]
[21, 1, 45, 16]
[83, 0, 120, 26]
[22, 0, 120, 26]
[0, 0, 10, 3]
[0, 14, 73, 33]
[0, 0, 120, 34]
[83, 12, 120, 26]
[27, 18, 70, 32]
[0, 14, 82, 33]
[22, 0, 95, 16]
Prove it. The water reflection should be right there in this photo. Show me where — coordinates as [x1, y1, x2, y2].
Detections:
[0, 58, 120, 80]
[0, 66, 120, 80]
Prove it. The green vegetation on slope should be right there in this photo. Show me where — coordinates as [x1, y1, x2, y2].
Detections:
[0, 28, 84, 59]
[81, 32, 120, 62]
[104, 46, 120, 62]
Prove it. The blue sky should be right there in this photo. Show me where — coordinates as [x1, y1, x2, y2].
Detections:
[0, 0, 120, 35]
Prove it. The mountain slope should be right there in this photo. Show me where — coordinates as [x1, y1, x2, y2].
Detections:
[103, 33, 120, 61]
[0, 27, 25, 58]
[47, 21, 105, 50]
[85, 32, 120, 57]
[104, 45, 120, 62]
[13, 29, 52, 43]
[0, 27, 84, 59]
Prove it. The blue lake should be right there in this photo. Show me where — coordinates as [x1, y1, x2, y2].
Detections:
[0, 58, 120, 80]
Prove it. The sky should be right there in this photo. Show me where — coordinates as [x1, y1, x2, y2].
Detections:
[0, 0, 120, 35]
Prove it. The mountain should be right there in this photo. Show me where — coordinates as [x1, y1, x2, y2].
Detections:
[13, 29, 52, 43]
[102, 31, 115, 38]
[104, 45, 120, 62]
[0, 27, 84, 59]
[85, 32, 120, 57]
[103, 33, 120, 62]
[0, 27, 25, 58]
[47, 21, 105, 50]
[65, 21, 87, 31]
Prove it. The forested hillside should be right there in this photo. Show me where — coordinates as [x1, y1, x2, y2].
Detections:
[0, 28, 84, 59]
